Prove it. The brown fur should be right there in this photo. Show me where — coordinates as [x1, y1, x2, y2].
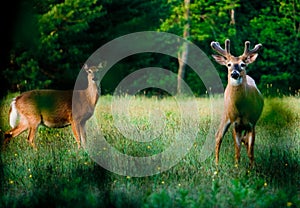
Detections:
[4, 65, 100, 149]
[211, 39, 264, 167]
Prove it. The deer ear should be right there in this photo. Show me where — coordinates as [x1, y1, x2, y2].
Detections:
[245, 53, 258, 64]
[83, 64, 89, 71]
[212, 55, 227, 66]
[98, 61, 107, 69]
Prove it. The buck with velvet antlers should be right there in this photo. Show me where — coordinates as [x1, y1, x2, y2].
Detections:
[211, 39, 264, 167]
[4, 64, 101, 149]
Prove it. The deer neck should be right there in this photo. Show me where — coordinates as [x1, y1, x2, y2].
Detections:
[86, 80, 100, 106]
[226, 73, 248, 104]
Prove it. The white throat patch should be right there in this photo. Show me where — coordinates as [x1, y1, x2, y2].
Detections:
[230, 77, 243, 86]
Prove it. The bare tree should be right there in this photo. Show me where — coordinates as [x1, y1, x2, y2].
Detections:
[177, 0, 190, 95]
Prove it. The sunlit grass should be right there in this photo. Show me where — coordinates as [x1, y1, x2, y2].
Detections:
[0, 94, 299, 207]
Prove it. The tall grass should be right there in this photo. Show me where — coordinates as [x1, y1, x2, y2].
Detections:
[0, 94, 299, 207]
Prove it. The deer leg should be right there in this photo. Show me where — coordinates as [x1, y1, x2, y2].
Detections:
[4, 121, 28, 145]
[79, 121, 87, 149]
[246, 128, 255, 167]
[215, 118, 231, 165]
[26, 115, 42, 149]
[71, 121, 81, 149]
[27, 124, 39, 149]
[233, 124, 242, 165]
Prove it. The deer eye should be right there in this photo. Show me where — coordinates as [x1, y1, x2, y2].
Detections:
[240, 63, 246, 68]
[227, 63, 232, 67]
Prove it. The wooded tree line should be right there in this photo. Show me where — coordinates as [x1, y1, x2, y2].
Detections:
[2, 0, 299, 96]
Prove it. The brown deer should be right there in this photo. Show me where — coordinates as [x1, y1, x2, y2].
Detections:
[211, 39, 264, 167]
[4, 64, 101, 149]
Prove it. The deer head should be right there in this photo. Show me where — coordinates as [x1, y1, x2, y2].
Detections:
[211, 39, 262, 86]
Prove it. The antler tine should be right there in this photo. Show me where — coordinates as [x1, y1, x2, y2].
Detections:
[243, 41, 263, 57]
[211, 39, 231, 57]
[225, 39, 230, 55]
[210, 42, 225, 56]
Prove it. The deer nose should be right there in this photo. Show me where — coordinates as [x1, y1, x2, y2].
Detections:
[231, 71, 240, 79]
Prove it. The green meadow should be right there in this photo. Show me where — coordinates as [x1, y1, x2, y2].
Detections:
[0, 94, 299, 207]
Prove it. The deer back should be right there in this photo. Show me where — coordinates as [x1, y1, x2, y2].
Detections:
[14, 90, 73, 127]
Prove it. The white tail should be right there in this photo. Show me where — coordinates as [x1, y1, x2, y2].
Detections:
[211, 39, 264, 167]
[9, 98, 19, 128]
[4, 64, 102, 149]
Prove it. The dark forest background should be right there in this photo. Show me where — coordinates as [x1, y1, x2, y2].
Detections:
[1, 0, 299, 97]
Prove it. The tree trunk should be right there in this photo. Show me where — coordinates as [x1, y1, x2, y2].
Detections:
[177, 0, 190, 95]
[230, 9, 235, 25]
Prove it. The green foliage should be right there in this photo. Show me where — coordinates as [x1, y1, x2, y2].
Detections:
[38, 0, 104, 62]
[160, 0, 300, 96]
[160, 0, 239, 42]
[249, 0, 300, 95]
[259, 97, 298, 128]
[261, 72, 292, 96]
[4, 0, 105, 91]
[2, 0, 300, 95]
[143, 190, 173, 208]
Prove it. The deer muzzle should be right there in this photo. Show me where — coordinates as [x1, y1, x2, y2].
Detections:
[231, 70, 240, 80]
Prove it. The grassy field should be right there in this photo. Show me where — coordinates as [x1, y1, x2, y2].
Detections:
[0, 94, 299, 207]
